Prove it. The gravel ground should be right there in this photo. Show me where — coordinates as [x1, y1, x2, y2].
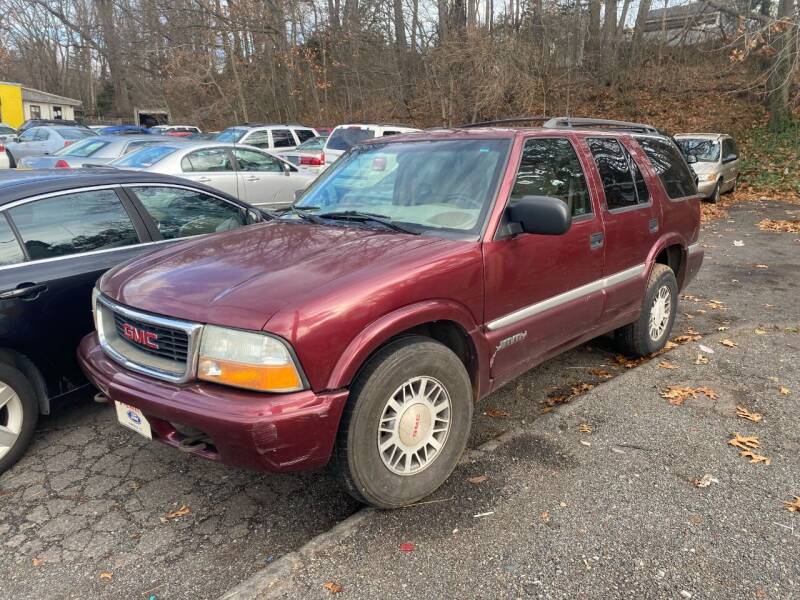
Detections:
[1, 198, 798, 599]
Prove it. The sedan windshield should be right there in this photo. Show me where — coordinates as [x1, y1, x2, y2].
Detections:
[293, 139, 510, 236]
[677, 139, 720, 162]
[112, 145, 180, 168]
[215, 128, 247, 143]
[54, 138, 109, 157]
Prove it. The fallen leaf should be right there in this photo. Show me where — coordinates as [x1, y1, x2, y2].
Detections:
[32, 557, 43, 567]
[695, 309, 707, 314]
[468, 475, 488, 485]
[695, 354, 709, 365]
[484, 408, 510, 418]
[754, 264, 769, 268]
[323, 581, 344, 594]
[658, 361, 680, 370]
[681, 294, 700, 301]
[165, 505, 191, 519]
[664, 340, 679, 350]
[728, 432, 760, 451]
[758, 218, 800, 233]
[99, 571, 113, 582]
[673, 334, 702, 343]
[739, 450, 771, 465]
[779, 386, 791, 396]
[539, 511, 550, 522]
[717, 326, 729, 331]
[720, 339, 738, 347]
[783, 496, 800, 512]
[693, 474, 719, 488]
[399, 542, 415, 552]
[661, 386, 719, 406]
[588, 368, 614, 379]
[571, 382, 595, 395]
[579, 423, 592, 433]
[754, 328, 766, 335]
[707, 300, 726, 310]
[736, 405, 763, 422]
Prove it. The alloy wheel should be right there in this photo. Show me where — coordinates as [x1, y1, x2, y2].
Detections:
[0, 380, 23, 460]
[649, 285, 672, 341]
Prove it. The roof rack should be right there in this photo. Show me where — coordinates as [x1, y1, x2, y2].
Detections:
[543, 117, 660, 134]
[457, 116, 550, 128]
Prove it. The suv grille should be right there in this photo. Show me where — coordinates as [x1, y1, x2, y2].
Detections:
[113, 313, 189, 363]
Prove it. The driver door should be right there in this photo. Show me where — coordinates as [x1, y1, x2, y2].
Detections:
[179, 147, 239, 197]
[232, 148, 298, 207]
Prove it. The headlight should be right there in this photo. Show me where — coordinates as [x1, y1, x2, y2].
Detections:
[92, 288, 100, 330]
[197, 326, 304, 393]
[705, 173, 717, 182]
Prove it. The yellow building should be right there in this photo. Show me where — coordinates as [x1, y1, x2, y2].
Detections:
[0, 82, 82, 129]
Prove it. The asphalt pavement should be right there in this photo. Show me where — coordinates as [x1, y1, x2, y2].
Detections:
[1, 198, 798, 599]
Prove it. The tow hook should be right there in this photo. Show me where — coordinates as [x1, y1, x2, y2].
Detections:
[93, 393, 109, 404]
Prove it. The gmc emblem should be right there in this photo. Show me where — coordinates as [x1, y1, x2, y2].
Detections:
[121, 323, 159, 349]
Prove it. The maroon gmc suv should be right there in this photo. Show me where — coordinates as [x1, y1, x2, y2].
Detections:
[79, 118, 704, 508]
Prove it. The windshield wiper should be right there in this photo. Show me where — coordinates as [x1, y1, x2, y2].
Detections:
[316, 211, 420, 235]
[272, 205, 326, 224]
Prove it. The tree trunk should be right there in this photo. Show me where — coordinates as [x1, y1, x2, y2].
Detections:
[767, 0, 795, 130]
[631, 0, 652, 59]
[96, 0, 131, 117]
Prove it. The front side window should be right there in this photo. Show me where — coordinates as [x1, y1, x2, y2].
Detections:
[180, 148, 233, 172]
[637, 137, 697, 199]
[294, 139, 510, 236]
[294, 129, 316, 143]
[113, 145, 179, 168]
[510, 137, 591, 217]
[19, 129, 38, 142]
[271, 129, 294, 148]
[130, 187, 247, 239]
[233, 149, 282, 172]
[244, 131, 270, 148]
[0, 214, 25, 266]
[54, 139, 109, 157]
[8, 190, 139, 260]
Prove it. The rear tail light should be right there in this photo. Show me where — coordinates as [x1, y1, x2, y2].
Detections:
[54, 159, 70, 168]
[63, 141, 73, 147]
[0, 145, 5, 153]
[299, 153, 325, 166]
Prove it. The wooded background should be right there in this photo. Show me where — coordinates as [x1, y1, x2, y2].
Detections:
[0, 0, 797, 130]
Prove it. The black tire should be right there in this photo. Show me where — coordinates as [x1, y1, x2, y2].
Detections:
[614, 264, 678, 358]
[6, 151, 16, 169]
[334, 335, 473, 508]
[709, 180, 721, 203]
[0, 362, 39, 474]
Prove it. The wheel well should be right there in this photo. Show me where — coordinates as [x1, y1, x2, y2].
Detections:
[0, 348, 48, 414]
[656, 244, 682, 279]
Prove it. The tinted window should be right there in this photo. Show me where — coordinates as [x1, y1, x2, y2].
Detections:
[233, 149, 282, 172]
[130, 187, 247, 239]
[588, 138, 639, 210]
[271, 129, 294, 148]
[630, 150, 651, 204]
[54, 139, 109, 157]
[114, 145, 179, 168]
[8, 190, 139, 260]
[244, 131, 270, 148]
[0, 215, 25, 266]
[294, 129, 316, 143]
[722, 138, 738, 160]
[327, 127, 375, 151]
[216, 128, 247, 143]
[510, 138, 591, 216]
[181, 148, 233, 172]
[34, 129, 50, 141]
[0, 126, 15, 134]
[637, 137, 697, 199]
[19, 130, 37, 142]
[382, 130, 401, 137]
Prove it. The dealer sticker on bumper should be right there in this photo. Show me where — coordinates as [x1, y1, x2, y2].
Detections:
[114, 401, 152, 439]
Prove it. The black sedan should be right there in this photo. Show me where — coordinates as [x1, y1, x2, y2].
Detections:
[0, 169, 265, 472]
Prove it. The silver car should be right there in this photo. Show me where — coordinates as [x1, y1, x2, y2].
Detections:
[17, 135, 186, 169]
[0, 124, 17, 144]
[109, 142, 316, 207]
[675, 133, 740, 203]
[5, 126, 96, 166]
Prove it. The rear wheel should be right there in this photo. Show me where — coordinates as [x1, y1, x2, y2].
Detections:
[334, 336, 473, 508]
[6, 151, 16, 169]
[0, 363, 38, 474]
[614, 264, 678, 358]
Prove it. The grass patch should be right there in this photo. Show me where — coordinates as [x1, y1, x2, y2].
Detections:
[736, 122, 800, 200]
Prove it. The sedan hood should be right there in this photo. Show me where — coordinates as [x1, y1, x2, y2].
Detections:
[101, 221, 443, 331]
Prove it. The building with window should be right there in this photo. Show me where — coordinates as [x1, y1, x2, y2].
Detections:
[0, 82, 82, 128]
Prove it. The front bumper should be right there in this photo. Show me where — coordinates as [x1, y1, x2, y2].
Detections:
[695, 179, 717, 198]
[78, 333, 348, 472]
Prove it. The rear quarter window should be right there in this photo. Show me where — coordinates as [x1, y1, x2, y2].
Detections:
[637, 137, 697, 199]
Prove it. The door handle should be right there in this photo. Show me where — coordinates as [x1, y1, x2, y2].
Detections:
[244, 176, 260, 182]
[589, 232, 604, 249]
[0, 283, 48, 300]
[648, 218, 659, 233]
[194, 177, 212, 183]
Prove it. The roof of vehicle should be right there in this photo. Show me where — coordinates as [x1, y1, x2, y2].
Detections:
[81, 134, 164, 144]
[674, 133, 728, 140]
[226, 123, 316, 130]
[0, 169, 233, 206]
[332, 123, 420, 131]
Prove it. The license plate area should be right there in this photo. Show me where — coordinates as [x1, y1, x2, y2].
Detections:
[114, 401, 152, 439]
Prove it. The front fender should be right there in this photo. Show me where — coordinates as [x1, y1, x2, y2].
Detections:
[325, 299, 491, 396]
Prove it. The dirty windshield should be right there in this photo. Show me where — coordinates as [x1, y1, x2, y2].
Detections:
[293, 139, 510, 236]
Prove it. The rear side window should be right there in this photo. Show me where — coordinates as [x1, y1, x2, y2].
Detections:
[588, 138, 640, 210]
[510, 138, 592, 217]
[294, 129, 316, 143]
[181, 148, 233, 172]
[244, 131, 270, 148]
[637, 137, 697, 199]
[0, 214, 25, 266]
[271, 129, 295, 148]
[8, 190, 139, 260]
[57, 128, 93, 140]
[114, 145, 178, 168]
[382, 130, 401, 137]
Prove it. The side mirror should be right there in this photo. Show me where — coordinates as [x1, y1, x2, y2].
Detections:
[507, 195, 571, 236]
[13, 136, 21, 143]
[282, 162, 292, 175]
[686, 154, 698, 164]
[293, 189, 304, 202]
[723, 153, 738, 163]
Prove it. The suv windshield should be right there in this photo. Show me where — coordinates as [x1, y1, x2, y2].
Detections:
[327, 127, 376, 151]
[215, 128, 247, 143]
[677, 138, 720, 162]
[112, 145, 180, 168]
[293, 139, 510, 236]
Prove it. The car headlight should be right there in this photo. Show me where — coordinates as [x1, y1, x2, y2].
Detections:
[197, 326, 304, 393]
[705, 173, 717, 182]
[92, 287, 100, 330]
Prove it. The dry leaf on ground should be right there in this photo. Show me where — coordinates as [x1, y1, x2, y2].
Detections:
[588, 368, 614, 379]
[674, 334, 702, 343]
[720, 339, 738, 347]
[323, 581, 344, 594]
[758, 218, 800, 233]
[99, 571, 113, 582]
[783, 496, 800, 512]
[694, 474, 719, 488]
[779, 386, 791, 395]
[571, 383, 595, 395]
[579, 423, 592, 433]
[165, 505, 191, 519]
[658, 361, 680, 370]
[736, 405, 763, 422]
[717, 326, 729, 331]
[664, 341, 679, 350]
[754, 328, 767, 335]
[661, 386, 718, 406]
[31, 557, 43, 567]
[728, 432, 760, 450]
[706, 300, 726, 310]
[695, 354, 709, 365]
[739, 450, 771, 465]
[540, 511, 550, 522]
[484, 408, 510, 418]
[754, 264, 769, 268]
[468, 475, 488, 485]
[681, 294, 700, 301]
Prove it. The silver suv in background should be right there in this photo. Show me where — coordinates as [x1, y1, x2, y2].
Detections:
[675, 133, 740, 203]
[214, 124, 318, 151]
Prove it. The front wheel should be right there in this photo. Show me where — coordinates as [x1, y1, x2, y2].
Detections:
[614, 264, 678, 357]
[709, 180, 721, 203]
[0, 363, 39, 474]
[334, 336, 473, 508]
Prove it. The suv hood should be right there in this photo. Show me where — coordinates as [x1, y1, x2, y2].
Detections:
[100, 221, 442, 331]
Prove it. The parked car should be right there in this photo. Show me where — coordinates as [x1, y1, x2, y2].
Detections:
[5, 126, 97, 166]
[0, 124, 17, 144]
[215, 124, 318, 151]
[96, 125, 151, 136]
[78, 118, 703, 508]
[109, 142, 315, 207]
[0, 169, 266, 473]
[150, 125, 202, 137]
[0, 147, 9, 170]
[17, 134, 188, 169]
[18, 119, 90, 133]
[675, 133, 740, 203]
[275, 135, 328, 174]
[323, 123, 421, 165]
